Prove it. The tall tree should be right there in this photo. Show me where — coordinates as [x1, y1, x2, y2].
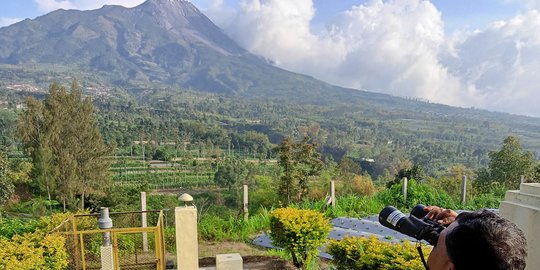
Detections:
[277, 137, 323, 204]
[278, 137, 296, 205]
[476, 136, 535, 192]
[33, 143, 57, 204]
[213, 157, 245, 191]
[18, 82, 111, 210]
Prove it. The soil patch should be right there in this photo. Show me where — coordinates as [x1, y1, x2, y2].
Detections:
[199, 241, 268, 258]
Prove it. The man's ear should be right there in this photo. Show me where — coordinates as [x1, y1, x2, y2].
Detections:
[447, 261, 455, 270]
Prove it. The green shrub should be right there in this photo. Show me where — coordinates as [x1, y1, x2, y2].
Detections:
[0, 218, 39, 239]
[88, 233, 136, 256]
[88, 234, 103, 257]
[327, 236, 430, 270]
[199, 215, 233, 241]
[329, 194, 385, 218]
[377, 179, 458, 210]
[164, 227, 176, 252]
[117, 234, 136, 255]
[269, 207, 331, 269]
[250, 175, 279, 211]
[198, 211, 270, 242]
[465, 192, 503, 209]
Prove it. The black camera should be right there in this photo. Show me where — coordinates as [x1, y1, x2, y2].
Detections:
[378, 204, 446, 246]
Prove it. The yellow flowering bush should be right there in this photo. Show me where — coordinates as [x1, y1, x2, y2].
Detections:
[269, 207, 331, 269]
[0, 231, 68, 270]
[0, 212, 90, 270]
[327, 236, 431, 270]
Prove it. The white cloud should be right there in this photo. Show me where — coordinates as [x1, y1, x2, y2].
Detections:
[444, 10, 540, 116]
[219, 0, 469, 106]
[205, 0, 540, 116]
[35, 0, 75, 12]
[34, 0, 145, 12]
[0, 17, 22, 28]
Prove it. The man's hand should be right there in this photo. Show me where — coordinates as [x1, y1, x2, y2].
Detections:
[424, 206, 458, 225]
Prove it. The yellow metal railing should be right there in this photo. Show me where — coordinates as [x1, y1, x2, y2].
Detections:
[53, 210, 166, 270]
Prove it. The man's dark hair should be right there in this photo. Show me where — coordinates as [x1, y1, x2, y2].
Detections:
[445, 210, 527, 270]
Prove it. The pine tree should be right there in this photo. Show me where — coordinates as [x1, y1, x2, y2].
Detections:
[18, 82, 111, 210]
[476, 136, 535, 192]
[278, 137, 296, 205]
[277, 137, 322, 205]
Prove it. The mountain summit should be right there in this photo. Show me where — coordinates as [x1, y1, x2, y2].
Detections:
[1, 0, 332, 95]
[134, 0, 245, 55]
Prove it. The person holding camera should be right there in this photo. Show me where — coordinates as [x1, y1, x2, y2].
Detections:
[424, 206, 527, 270]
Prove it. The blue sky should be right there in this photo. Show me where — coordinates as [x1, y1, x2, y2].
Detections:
[0, 0, 525, 32]
[1, 0, 540, 116]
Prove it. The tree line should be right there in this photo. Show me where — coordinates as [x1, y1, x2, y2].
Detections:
[17, 82, 110, 210]
[0, 82, 539, 212]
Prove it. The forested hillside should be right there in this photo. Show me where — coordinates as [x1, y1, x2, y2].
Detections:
[2, 85, 535, 180]
[0, 0, 539, 181]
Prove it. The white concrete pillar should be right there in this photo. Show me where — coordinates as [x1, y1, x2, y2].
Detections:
[460, 175, 467, 205]
[402, 177, 408, 203]
[499, 183, 540, 270]
[141, 191, 148, 252]
[331, 180, 336, 208]
[175, 203, 199, 270]
[243, 185, 249, 221]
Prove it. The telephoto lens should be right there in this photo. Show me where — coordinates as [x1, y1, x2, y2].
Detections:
[379, 206, 441, 246]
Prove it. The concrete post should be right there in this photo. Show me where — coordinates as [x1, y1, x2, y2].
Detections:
[402, 177, 408, 203]
[243, 185, 249, 221]
[521, 175, 525, 184]
[461, 175, 467, 205]
[216, 253, 243, 270]
[176, 194, 199, 270]
[499, 183, 540, 270]
[331, 180, 336, 208]
[141, 192, 148, 252]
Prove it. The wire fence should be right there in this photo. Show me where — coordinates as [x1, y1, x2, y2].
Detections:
[52, 210, 166, 270]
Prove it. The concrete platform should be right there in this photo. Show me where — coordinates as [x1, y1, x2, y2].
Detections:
[500, 183, 540, 270]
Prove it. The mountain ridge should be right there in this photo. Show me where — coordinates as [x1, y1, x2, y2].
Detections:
[0, 0, 539, 126]
[0, 0, 330, 96]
